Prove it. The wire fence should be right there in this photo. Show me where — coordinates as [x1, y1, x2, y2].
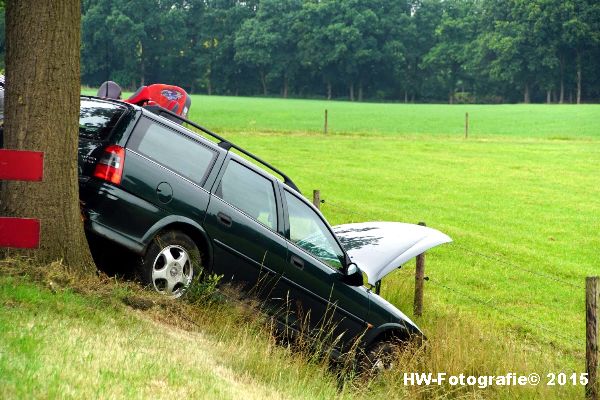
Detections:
[319, 195, 587, 349]
[449, 242, 580, 289]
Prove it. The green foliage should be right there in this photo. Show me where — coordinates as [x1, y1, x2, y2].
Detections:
[72, 0, 600, 102]
[184, 273, 224, 305]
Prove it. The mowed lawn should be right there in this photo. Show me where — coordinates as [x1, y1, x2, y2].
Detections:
[186, 95, 600, 138]
[82, 89, 600, 138]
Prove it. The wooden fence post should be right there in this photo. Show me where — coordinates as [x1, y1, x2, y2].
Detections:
[587, 276, 599, 400]
[414, 221, 426, 317]
[324, 109, 328, 134]
[312, 189, 321, 210]
[465, 112, 469, 139]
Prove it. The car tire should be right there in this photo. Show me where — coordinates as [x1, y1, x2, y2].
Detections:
[360, 340, 400, 374]
[138, 231, 201, 298]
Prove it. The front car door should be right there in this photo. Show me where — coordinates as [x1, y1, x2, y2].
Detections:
[204, 157, 288, 300]
[280, 188, 370, 348]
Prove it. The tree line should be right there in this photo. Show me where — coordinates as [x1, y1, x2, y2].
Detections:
[4, 0, 600, 103]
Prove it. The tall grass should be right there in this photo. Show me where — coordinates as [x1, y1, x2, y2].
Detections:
[0, 259, 585, 399]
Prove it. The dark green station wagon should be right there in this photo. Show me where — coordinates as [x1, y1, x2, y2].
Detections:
[78, 96, 451, 364]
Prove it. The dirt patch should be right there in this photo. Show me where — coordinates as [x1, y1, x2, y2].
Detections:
[122, 295, 155, 311]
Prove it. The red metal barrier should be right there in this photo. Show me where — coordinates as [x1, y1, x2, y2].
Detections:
[0, 149, 43, 249]
[0, 149, 44, 181]
[0, 217, 41, 248]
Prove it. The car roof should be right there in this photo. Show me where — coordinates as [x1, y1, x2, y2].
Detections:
[80, 95, 301, 194]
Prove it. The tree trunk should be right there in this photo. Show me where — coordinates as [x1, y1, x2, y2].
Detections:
[282, 74, 288, 98]
[358, 82, 363, 102]
[546, 89, 551, 104]
[326, 80, 332, 100]
[349, 83, 354, 101]
[576, 52, 582, 104]
[523, 82, 530, 103]
[2, 0, 93, 270]
[559, 56, 565, 104]
[260, 70, 267, 96]
[206, 64, 212, 95]
[449, 91, 454, 104]
[140, 43, 145, 86]
[404, 91, 408, 103]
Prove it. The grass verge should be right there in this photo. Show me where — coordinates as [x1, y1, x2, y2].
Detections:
[0, 259, 587, 399]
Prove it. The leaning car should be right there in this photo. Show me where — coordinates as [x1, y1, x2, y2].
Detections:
[77, 96, 451, 363]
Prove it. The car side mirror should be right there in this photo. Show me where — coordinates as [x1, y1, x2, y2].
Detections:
[342, 262, 363, 287]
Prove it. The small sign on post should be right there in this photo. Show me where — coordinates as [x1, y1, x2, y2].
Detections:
[0, 149, 44, 249]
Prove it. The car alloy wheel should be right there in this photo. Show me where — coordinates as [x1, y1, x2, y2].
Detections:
[138, 231, 201, 299]
[151, 244, 193, 298]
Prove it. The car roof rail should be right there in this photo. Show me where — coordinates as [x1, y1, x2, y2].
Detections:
[143, 105, 301, 193]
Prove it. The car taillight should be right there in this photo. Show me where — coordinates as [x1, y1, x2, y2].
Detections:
[93, 145, 125, 185]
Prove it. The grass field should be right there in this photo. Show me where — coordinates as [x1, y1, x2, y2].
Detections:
[188, 95, 599, 395]
[186, 96, 600, 139]
[81, 89, 600, 138]
[5, 93, 600, 398]
[221, 127, 598, 353]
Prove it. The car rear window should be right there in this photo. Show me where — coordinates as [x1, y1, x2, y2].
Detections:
[79, 99, 127, 141]
[129, 117, 217, 185]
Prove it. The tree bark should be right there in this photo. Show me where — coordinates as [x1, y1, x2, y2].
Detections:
[282, 74, 288, 98]
[349, 83, 354, 101]
[358, 82, 363, 102]
[2, 0, 94, 271]
[523, 82, 530, 104]
[576, 51, 582, 104]
[449, 91, 454, 104]
[140, 42, 145, 86]
[260, 70, 267, 96]
[206, 63, 212, 95]
[326, 80, 332, 100]
[546, 89, 551, 104]
[559, 56, 565, 104]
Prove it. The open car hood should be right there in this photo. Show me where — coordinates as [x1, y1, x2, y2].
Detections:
[332, 222, 452, 286]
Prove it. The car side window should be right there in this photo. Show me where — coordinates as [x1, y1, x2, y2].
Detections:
[216, 160, 277, 230]
[284, 190, 345, 270]
[129, 117, 217, 184]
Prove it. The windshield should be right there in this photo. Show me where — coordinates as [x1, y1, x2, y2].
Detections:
[285, 190, 345, 270]
[79, 99, 127, 141]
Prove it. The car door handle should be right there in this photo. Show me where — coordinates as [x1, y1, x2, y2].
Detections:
[217, 212, 232, 227]
[291, 255, 304, 270]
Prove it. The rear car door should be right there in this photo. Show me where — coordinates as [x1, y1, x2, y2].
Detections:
[280, 189, 370, 345]
[204, 158, 288, 300]
[93, 115, 221, 244]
